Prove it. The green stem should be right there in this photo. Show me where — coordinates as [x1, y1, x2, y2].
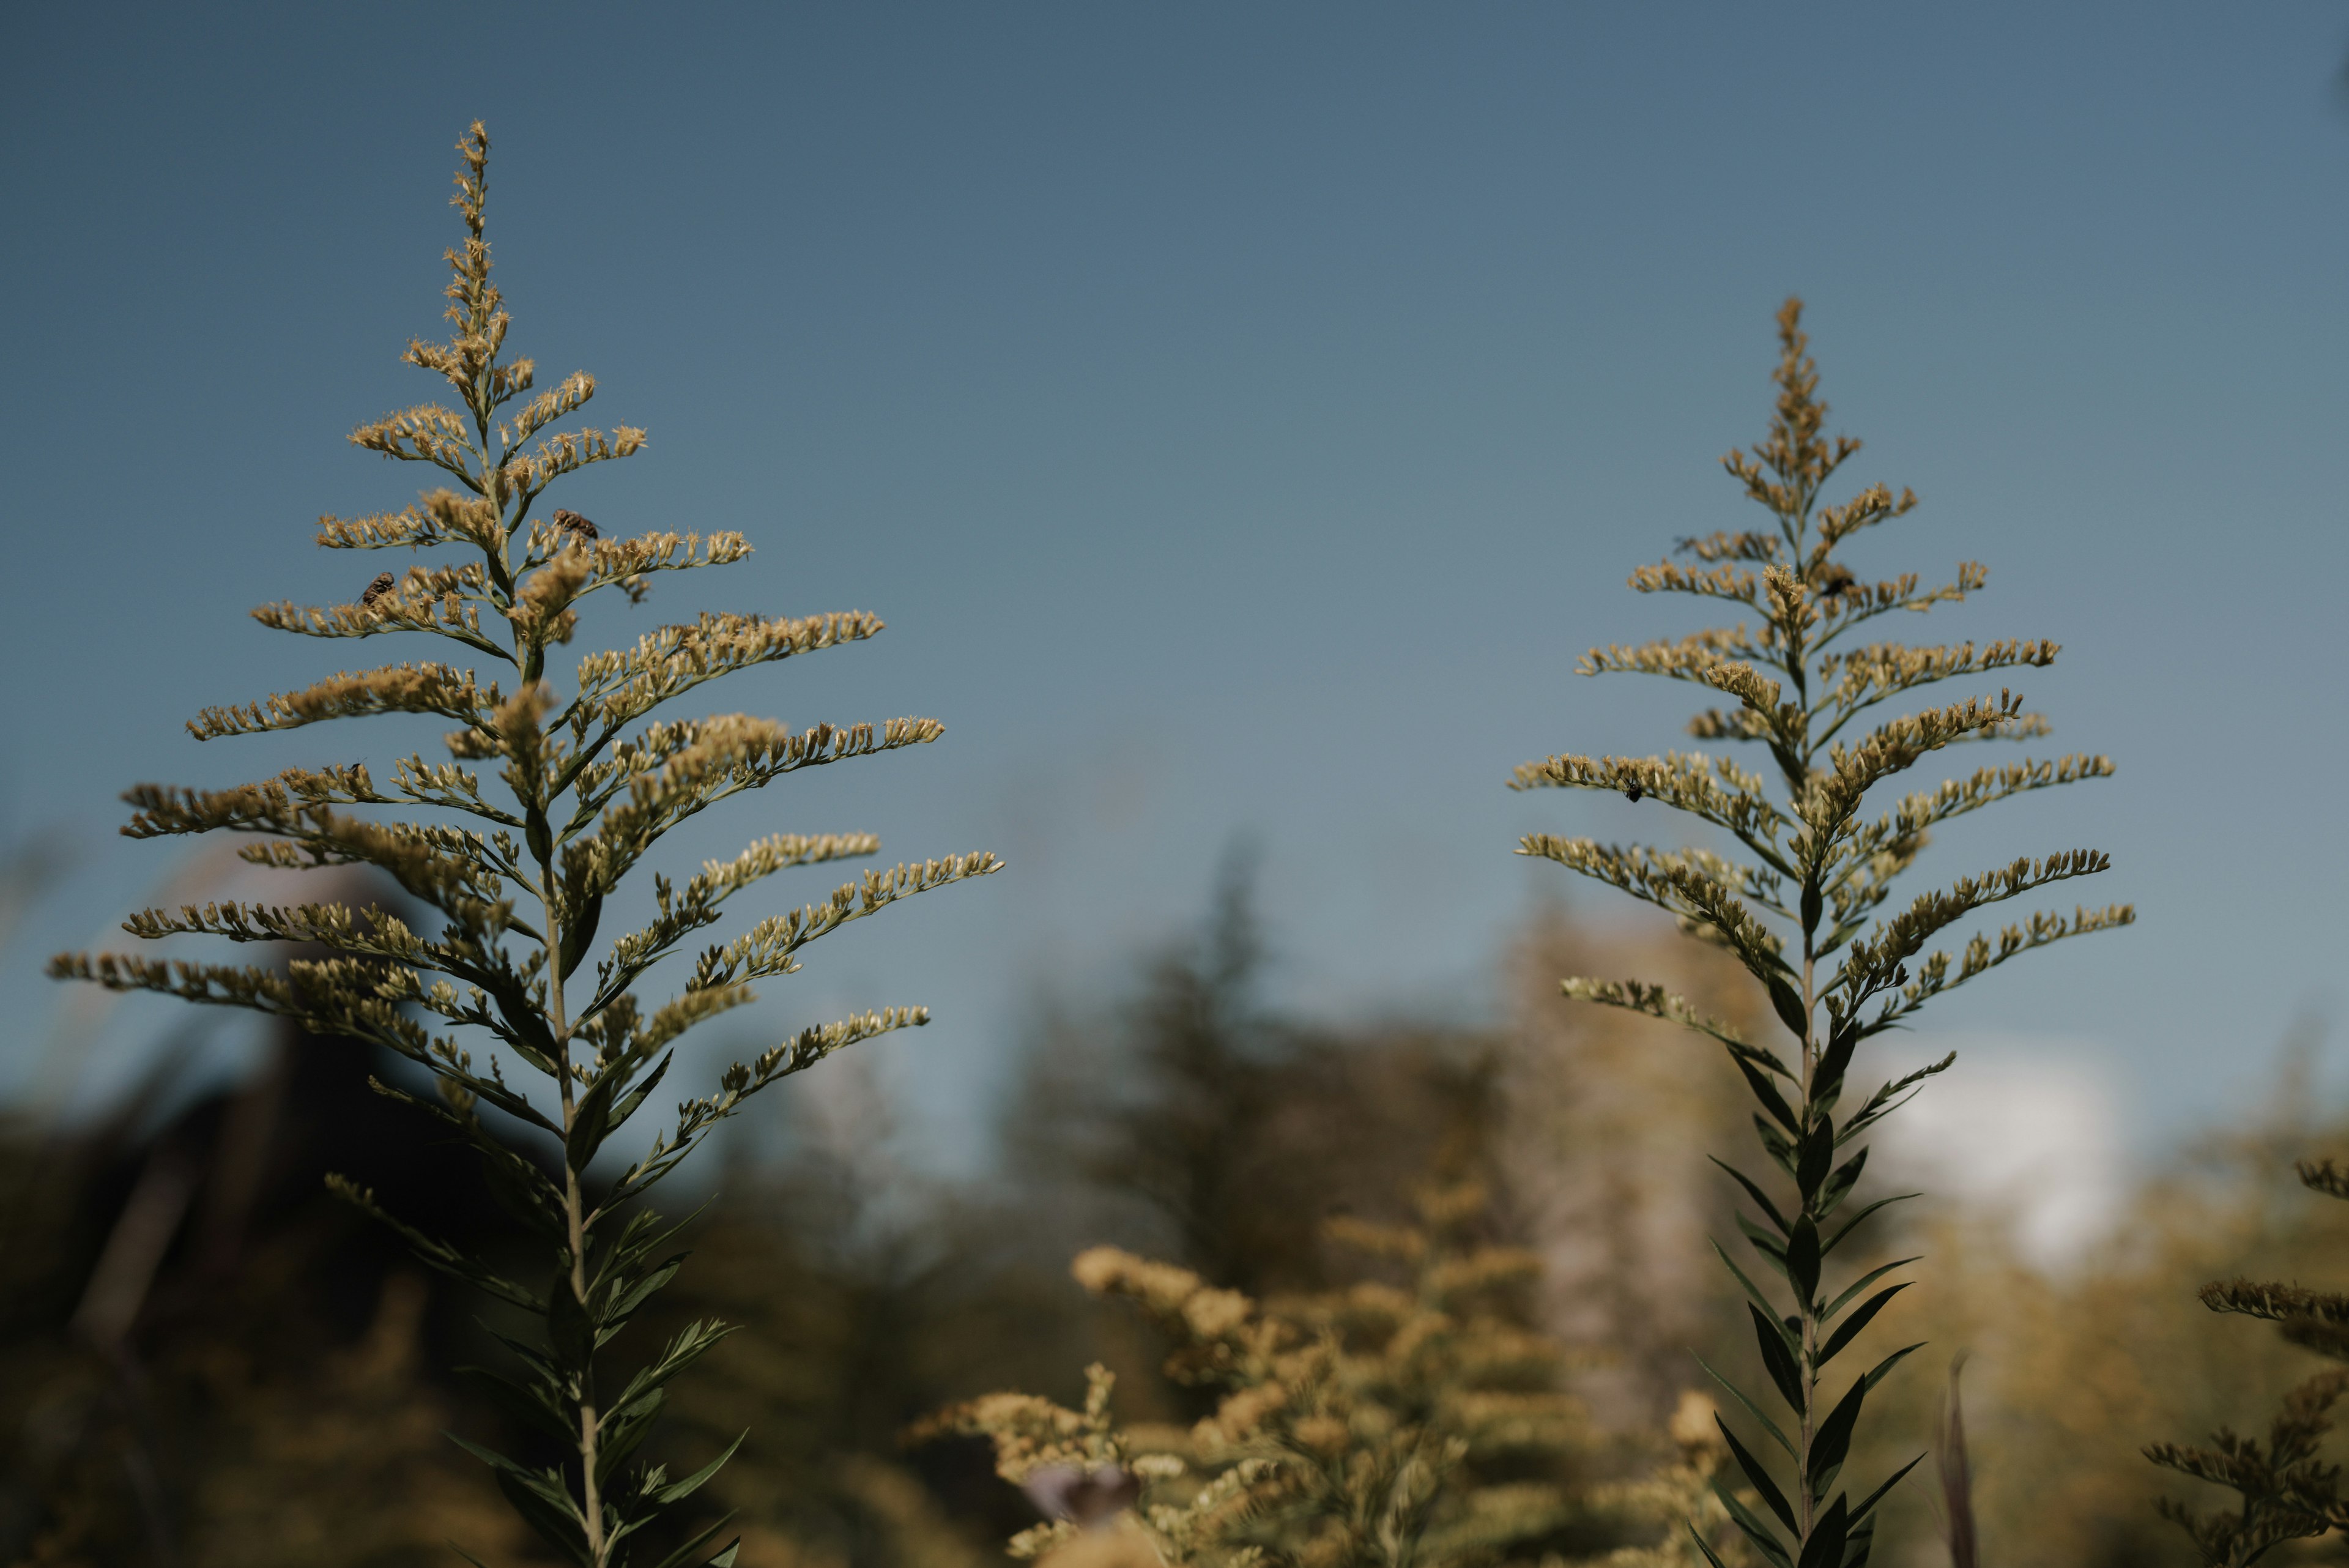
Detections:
[543, 853, 606, 1567]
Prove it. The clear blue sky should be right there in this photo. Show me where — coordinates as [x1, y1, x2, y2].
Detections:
[4, 3, 2344, 1167]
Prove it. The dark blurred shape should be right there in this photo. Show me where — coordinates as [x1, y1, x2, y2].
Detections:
[1004, 845, 1509, 1302]
[0, 872, 543, 1567]
[1939, 1354, 1978, 1568]
[1019, 1464, 1140, 1529]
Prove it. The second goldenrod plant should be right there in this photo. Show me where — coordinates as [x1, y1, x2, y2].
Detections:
[50, 123, 998, 1568]
[1510, 300, 2130, 1568]
[923, 1180, 1595, 1568]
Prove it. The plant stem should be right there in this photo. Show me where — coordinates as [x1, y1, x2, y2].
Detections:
[1798, 929, 1819, 1542]
[542, 837, 606, 1565]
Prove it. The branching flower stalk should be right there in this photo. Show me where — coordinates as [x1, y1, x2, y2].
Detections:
[1510, 300, 2131, 1568]
[50, 123, 999, 1568]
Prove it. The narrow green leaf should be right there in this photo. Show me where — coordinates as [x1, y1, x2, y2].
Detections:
[1817, 1148, 1868, 1217]
[606, 1049, 675, 1134]
[1738, 1213, 1792, 1280]
[1861, 1342, 1925, 1394]
[601, 1254, 686, 1337]
[594, 1388, 667, 1487]
[1711, 1156, 1791, 1234]
[1750, 1302, 1807, 1413]
[329, 1175, 542, 1310]
[471, 1141, 569, 1242]
[1795, 1123, 1833, 1200]
[1786, 1216, 1821, 1308]
[645, 1513, 739, 1568]
[457, 1364, 576, 1446]
[1716, 1417, 1798, 1534]
[1806, 1377, 1868, 1499]
[1693, 1352, 1795, 1457]
[1817, 1285, 1909, 1368]
[1822, 1193, 1919, 1256]
[560, 891, 604, 979]
[1688, 1524, 1737, 1568]
[448, 1435, 590, 1566]
[1724, 1038, 1796, 1081]
[655, 1430, 747, 1506]
[1714, 1485, 1794, 1568]
[1848, 1455, 1924, 1524]
[1711, 1238, 1783, 1321]
[1794, 1495, 1849, 1568]
[487, 1326, 561, 1384]
[1766, 976, 1811, 1043]
[494, 1470, 591, 1567]
[1821, 1257, 1919, 1321]
[548, 1274, 598, 1370]
[1813, 1024, 1858, 1101]
[1738, 1055, 1803, 1133]
[568, 1069, 622, 1173]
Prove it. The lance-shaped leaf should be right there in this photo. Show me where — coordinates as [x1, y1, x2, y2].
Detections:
[1737, 1212, 1792, 1277]
[1817, 1284, 1909, 1369]
[547, 1271, 598, 1369]
[1750, 1302, 1807, 1413]
[652, 1430, 747, 1506]
[1785, 1215, 1822, 1309]
[459, 1364, 579, 1447]
[1716, 1416, 1799, 1535]
[643, 1517, 743, 1568]
[1713, 1239, 1788, 1326]
[327, 1175, 541, 1309]
[1847, 1455, 1924, 1528]
[1713, 1484, 1795, 1568]
[1694, 1352, 1795, 1457]
[1807, 1375, 1869, 1499]
[1821, 1257, 1918, 1320]
[1794, 1494, 1849, 1568]
[1712, 1157, 1791, 1235]
[447, 1436, 592, 1566]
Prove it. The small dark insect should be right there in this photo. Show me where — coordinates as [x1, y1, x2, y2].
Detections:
[1020, 1463, 1141, 1529]
[1625, 785, 1644, 804]
[1810, 562, 1857, 598]
[360, 571, 396, 607]
[552, 508, 599, 542]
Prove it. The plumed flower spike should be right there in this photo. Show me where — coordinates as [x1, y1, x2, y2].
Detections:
[50, 122, 998, 1568]
[1511, 299, 2129, 1568]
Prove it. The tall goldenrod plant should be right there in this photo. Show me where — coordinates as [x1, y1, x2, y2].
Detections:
[1510, 300, 2129, 1568]
[49, 123, 998, 1568]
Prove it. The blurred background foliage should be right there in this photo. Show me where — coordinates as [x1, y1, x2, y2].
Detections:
[2, 849, 2345, 1568]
